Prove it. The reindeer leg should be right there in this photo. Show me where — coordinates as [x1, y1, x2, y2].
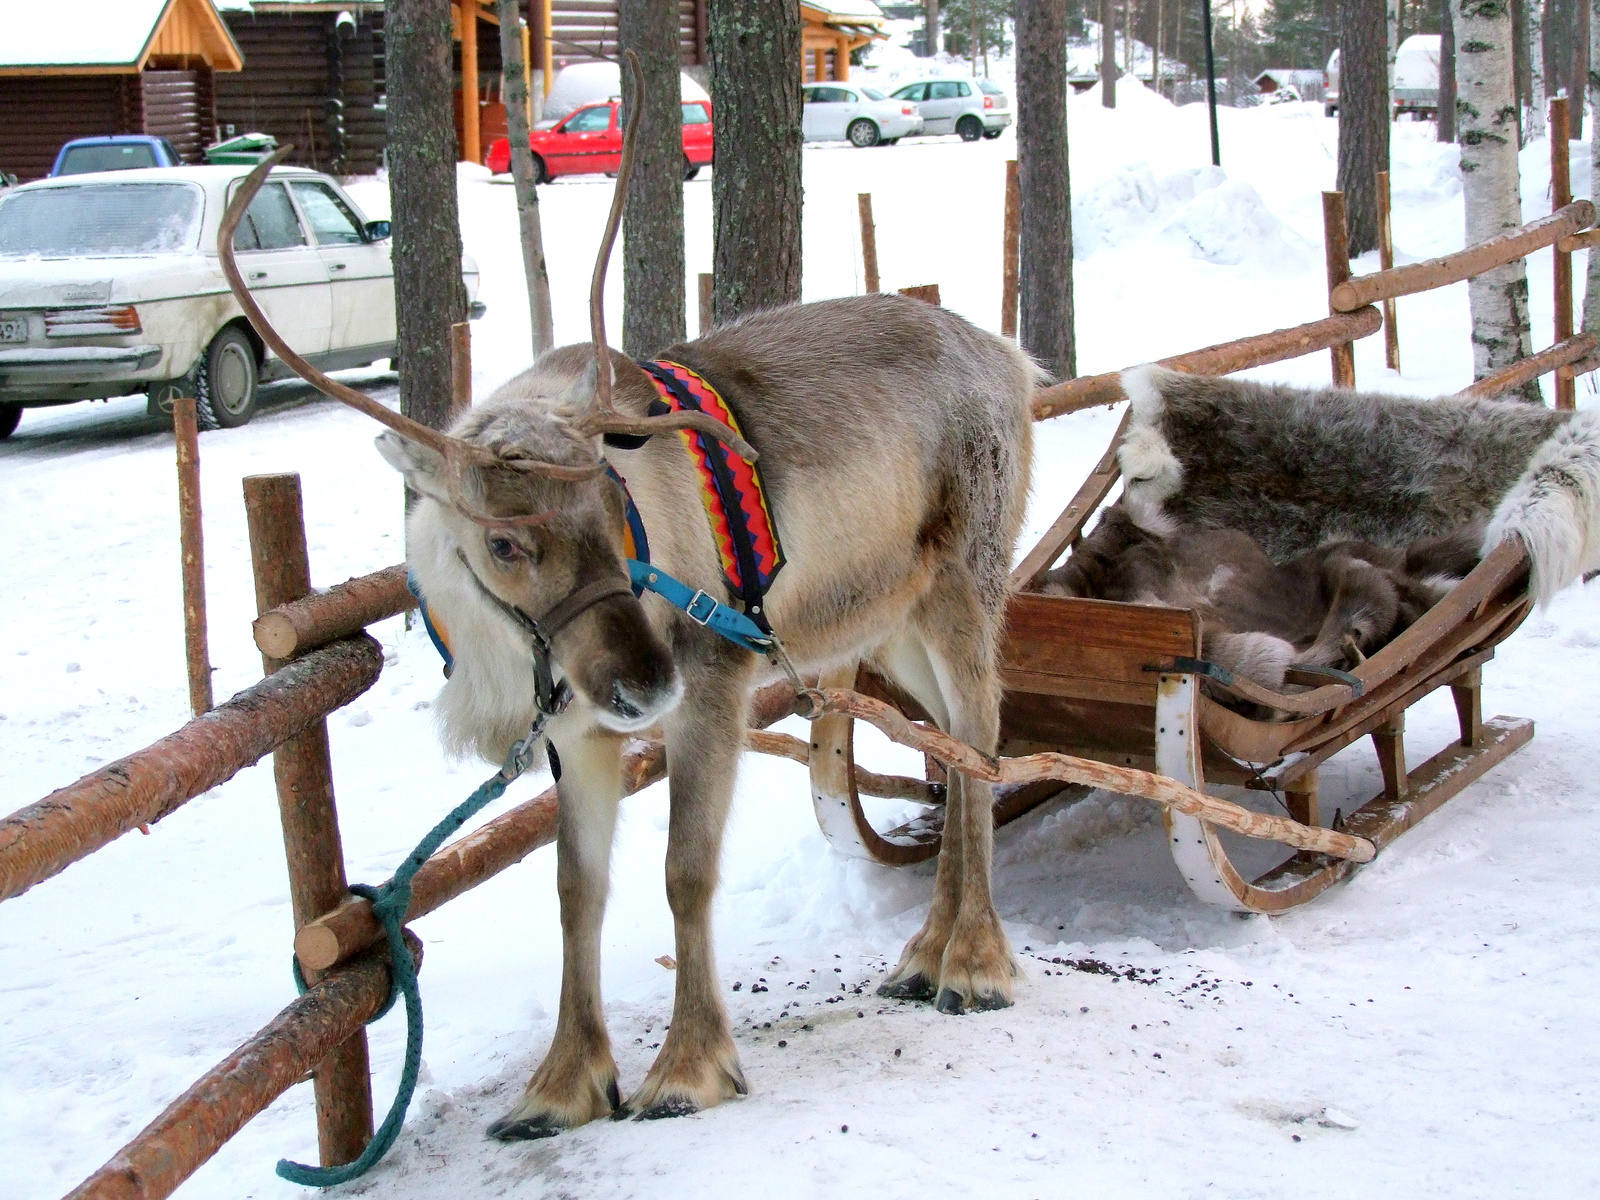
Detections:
[488, 726, 624, 1140]
[874, 630, 960, 1002]
[623, 645, 753, 1120]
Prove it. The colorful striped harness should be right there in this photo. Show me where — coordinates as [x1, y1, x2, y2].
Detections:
[413, 358, 788, 671]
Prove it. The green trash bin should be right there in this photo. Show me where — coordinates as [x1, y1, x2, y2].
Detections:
[205, 132, 279, 165]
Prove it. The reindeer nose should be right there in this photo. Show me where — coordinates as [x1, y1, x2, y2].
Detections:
[609, 679, 645, 721]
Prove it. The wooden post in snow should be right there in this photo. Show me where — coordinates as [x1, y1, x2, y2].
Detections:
[450, 320, 472, 417]
[1322, 191, 1358, 387]
[899, 284, 941, 304]
[460, 0, 481, 164]
[243, 474, 373, 1167]
[858, 193, 880, 293]
[1552, 96, 1577, 409]
[1001, 159, 1020, 338]
[1377, 170, 1400, 372]
[173, 395, 212, 716]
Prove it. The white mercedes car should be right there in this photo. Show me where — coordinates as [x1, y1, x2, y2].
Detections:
[0, 165, 481, 436]
[801, 83, 924, 147]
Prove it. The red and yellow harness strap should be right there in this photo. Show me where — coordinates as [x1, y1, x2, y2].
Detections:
[636, 358, 786, 630]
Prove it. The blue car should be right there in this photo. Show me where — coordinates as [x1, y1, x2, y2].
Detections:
[50, 136, 182, 178]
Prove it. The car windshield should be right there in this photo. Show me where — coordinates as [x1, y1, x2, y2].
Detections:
[860, 87, 887, 100]
[977, 79, 1005, 95]
[0, 182, 203, 258]
[56, 142, 160, 175]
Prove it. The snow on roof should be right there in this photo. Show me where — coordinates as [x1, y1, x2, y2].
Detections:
[801, 1, 887, 23]
[0, 0, 172, 69]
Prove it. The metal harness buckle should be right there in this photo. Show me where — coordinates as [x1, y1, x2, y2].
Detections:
[684, 589, 717, 626]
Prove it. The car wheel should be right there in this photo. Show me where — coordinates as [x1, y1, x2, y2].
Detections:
[684, 155, 700, 181]
[194, 327, 259, 430]
[1325, 103, 1337, 118]
[531, 154, 550, 184]
[982, 129, 1002, 139]
[0, 402, 20, 439]
[956, 115, 983, 142]
[847, 119, 880, 148]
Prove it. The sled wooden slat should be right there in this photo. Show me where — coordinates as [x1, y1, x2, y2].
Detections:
[1329, 200, 1595, 312]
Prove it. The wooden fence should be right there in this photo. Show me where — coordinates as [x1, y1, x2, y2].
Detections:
[4, 103, 1597, 1200]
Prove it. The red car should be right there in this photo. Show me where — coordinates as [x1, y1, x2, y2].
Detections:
[486, 99, 714, 182]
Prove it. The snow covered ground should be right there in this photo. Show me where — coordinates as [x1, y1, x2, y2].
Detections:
[4, 90, 1600, 1200]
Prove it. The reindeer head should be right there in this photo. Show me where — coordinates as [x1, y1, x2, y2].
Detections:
[378, 357, 684, 746]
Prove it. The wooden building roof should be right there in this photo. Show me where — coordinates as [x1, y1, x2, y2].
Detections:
[0, 0, 244, 75]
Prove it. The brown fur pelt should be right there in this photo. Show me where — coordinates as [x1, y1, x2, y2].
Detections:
[1043, 506, 1483, 695]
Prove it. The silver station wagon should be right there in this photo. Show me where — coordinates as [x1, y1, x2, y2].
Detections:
[0, 165, 481, 436]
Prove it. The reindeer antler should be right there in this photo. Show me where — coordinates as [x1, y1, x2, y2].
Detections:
[217, 148, 603, 486]
[573, 50, 759, 464]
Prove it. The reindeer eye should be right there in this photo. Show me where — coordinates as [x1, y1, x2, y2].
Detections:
[487, 535, 521, 562]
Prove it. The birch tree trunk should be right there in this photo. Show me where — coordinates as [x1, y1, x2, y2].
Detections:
[1581, 0, 1600, 334]
[620, 0, 686, 356]
[1454, 0, 1541, 398]
[497, 0, 554, 358]
[1528, 0, 1547, 140]
[1101, 0, 1117, 106]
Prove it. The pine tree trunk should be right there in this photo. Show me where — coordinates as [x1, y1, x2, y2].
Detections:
[1454, 0, 1541, 397]
[620, 0, 686, 356]
[708, 0, 802, 325]
[1338, 0, 1391, 254]
[925, 0, 940, 54]
[1529, 0, 1547, 139]
[1581, 0, 1600, 334]
[1017, 0, 1076, 380]
[497, 0, 554, 358]
[1101, 0, 1118, 105]
[387, 0, 468, 432]
[1440, 0, 1458, 140]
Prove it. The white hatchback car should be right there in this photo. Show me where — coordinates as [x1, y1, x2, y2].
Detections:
[801, 83, 923, 147]
[890, 77, 1012, 141]
[0, 165, 482, 436]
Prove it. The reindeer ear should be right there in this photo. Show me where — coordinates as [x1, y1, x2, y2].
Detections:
[375, 431, 450, 500]
[559, 354, 608, 418]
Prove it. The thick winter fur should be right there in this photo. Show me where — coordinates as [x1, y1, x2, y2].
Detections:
[382, 293, 1039, 1139]
[1118, 365, 1600, 605]
[1043, 505, 1480, 699]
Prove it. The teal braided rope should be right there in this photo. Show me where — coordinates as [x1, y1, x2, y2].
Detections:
[275, 729, 543, 1188]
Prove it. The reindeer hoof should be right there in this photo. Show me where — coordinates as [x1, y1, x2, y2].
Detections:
[486, 1114, 563, 1141]
[636, 1098, 700, 1121]
[877, 972, 936, 1001]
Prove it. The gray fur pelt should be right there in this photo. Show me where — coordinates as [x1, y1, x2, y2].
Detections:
[1118, 365, 1600, 605]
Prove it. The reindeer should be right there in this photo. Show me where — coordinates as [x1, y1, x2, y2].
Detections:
[217, 67, 1038, 1141]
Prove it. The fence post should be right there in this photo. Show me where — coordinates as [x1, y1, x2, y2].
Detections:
[1322, 190, 1356, 387]
[899, 283, 941, 305]
[1551, 97, 1575, 410]
[1377, 170, 1400, 372]
[173, 394, 213, 716]
[243, 474, 374, 1167]
[449, 321, 472, 418]
[1001, 159, 1020, 339]
[858, 193, 880, 294]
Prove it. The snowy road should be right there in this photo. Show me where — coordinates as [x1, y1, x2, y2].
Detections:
[4, 89, 1599, 1200]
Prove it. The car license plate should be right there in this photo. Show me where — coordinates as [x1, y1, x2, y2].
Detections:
[0, 316, 26, 343]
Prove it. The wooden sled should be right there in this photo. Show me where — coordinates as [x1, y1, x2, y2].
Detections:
[799, 413, 1536, 913]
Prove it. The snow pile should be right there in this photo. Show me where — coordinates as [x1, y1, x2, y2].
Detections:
[1073, 162, 1314, 267]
